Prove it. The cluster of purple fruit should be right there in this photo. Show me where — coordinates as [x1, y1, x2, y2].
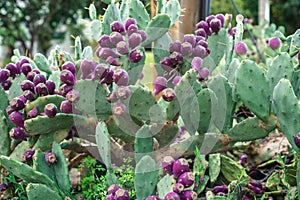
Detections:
[195, 13, 225, 38]
[105, 184, 130, 200]
[23, 150, 57, 166]
[96, 18, 147, 66]
[153, 76, 176, 102]
[161, 156, 198, 200]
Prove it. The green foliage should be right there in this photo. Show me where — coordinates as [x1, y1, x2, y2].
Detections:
[1, 173, 28, 200]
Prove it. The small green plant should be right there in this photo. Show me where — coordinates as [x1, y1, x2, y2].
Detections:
[1, 172, 28, 200]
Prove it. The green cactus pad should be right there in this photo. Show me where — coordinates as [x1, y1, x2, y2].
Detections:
[235, 60, 270, 122]
[209, 153, 221, 183]
[75, 80, 112, 120]
[120, 0, 130, 22]
[128, 86, 157, 121]
[151, 122, 178, 147]
[8, 74, 26, 100]
[0, 155, 59, 193]
[102, 3, 120, 35]
[25, 113, 89, 135]
[74, 36, 82, 60]
[0, 110, 10, 156]
[34, 53, 52, 74]
[0, 86, 8, 111]
[142, 14, 171, 46]
[153, 33, 172, 76]
[33, 150, 55, 181]
[267, 52, 293, 97]
[195, 175, 209, 194]
[25, 95, 65, 114]
[208, 75, 236, 132]
[206, 28, 229, 68]
[48, 71, 61, 90]
[129, 0, 150, 29]
[157, 174, 174, 198]
[134, 155, 158, 200]
[289, 29, 300, 56]
[10, 141, 30, 161]
[90, 20, 102, 41]
[225, 58, 240, 84]
[96, 121, 112, 168]
[156, 0, 166, 14]
[197, 88, 218, 134]
[165, 98, 180, 121]
[52, 141, 71, 195]
[88, 3, 97, 20]
[33, 130, 69, 151]
[225, 36, 234, 71]
[81, 46, 93, 60]
[164, 0, 181, 26]
[134, 125, 153, 163]
[220, 154, 248, 182]
[227, 115, 277, 142]
[26, 183, 62, 200]
[273, 79, 300, 150]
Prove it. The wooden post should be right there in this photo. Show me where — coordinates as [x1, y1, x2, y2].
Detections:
[258, 0, 270, 24]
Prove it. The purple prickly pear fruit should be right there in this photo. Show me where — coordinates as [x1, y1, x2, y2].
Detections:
[44, 103, 58, 118]
[162, 88, 176, 102]
[9, 127, 30, 140]
[80, 60, 97, 80]
[116, 41, 130, 55]
[33, 74, 46, 86]
[153, 76, 167, 95]
[162, 155, 175, 174]
[6, 106, 14, 115]
[172, 76, 181, 86]
[160, 57, 175, 72]
[45, 152, 57, 165]
[105, 194, 115, 200]
[116, 86, 131, 100]
[180, 42, 193, 57]
[164, 192, 180, 200]
[98, 35, 114, 48]
[236, 14, 244, 23]
[128, 33, 142, 48]
[20, 63, 32, 76]
[60, 69, 76, 85]
[33, 69, 41, 74]
[218, 192, 228, 197]
[297, 52, 300, 61]
[115, 188, 130, 200]
[0, 183, 7, 191]
[110, 21, 126, 34]
[35, 83, 49, 96]
[110, 31, 124, 46]
[0, 69, 10, 82]
[113, 103, 127, 115]
[172, 158, 190, 179]
[212, 185, 228, 194]
[26, 71, 36, 82]
[239, 155, 248, 163]
[169, 52, 184, 64]
[97, 48, 119, 60]
[169, 40, 182, 53]
[249, 184, 264, 194]
[210, 18, 222, 34]
[128, 49, 143, 63]
[191, 57, 203, 71]
[234, 42, 248, 56]
[249, 181, 262, 189]
[192, 45, 208, 58]
[178, 172, 195, 187]
[195, 28, 207, 38]
[21, 80, 35, 91]
[59, 84, 74, 96]
[180, 190, 198, 200]
[66, 90, 80, 103]
[197, 68, 210, 80]
[62, 61, 76, 75]
[108, 184, 120, 195]
[106, 92, 118, 103]
[113, 69, 129, 86]
[23, 90, 35, 101]
[196, 21, 211, 35]
[65, 127, 76, 140]
[10, 97, 26, 111]
[216, 14, 225, 27]
[127, 24, 138, 36]
[1, 80, 11, 90]
[27, 106, 38, 118]
[46, 80, 56, 95]
[60, 100, 73, 114]
[172, 182, 184, 193]
[94, 64, 109, 80]
[100, 68, 114, 85]
[106, 56, 121, 66]
[137, 30, 147, 42]
[19, 95, 27, 104]
[23, 150, 35, 162]
[197, 40, 208, 49]
[269, 37, 281, 50]
[229, 27, 237, 38]
[18, 58, 30, 67]
[294, 132, 300, 148]
[6, 63, 19, 78]
[205, 15, 215, 25]
[9, 111, 24, 128]
[243, 196, 251, 200]
[125, 18, 137, 31]
[183, 34, 197, 47]
[146, 196, 161, 200]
